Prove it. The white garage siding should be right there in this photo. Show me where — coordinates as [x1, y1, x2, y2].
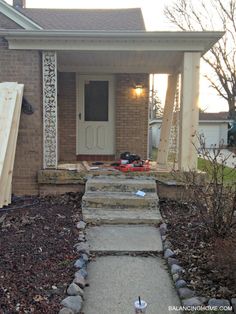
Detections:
[150, 120, 229, 149]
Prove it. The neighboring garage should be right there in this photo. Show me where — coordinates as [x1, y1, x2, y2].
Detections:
[150, 112, 232, 149]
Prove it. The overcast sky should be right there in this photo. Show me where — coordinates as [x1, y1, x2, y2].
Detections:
[4, 0, 228, 112]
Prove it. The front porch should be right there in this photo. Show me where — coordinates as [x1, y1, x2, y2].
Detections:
[42, 47, 198, 171]
[2, 29, 223, 197]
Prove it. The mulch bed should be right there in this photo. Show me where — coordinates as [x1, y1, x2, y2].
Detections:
[0, 193, 83, 314]
[160, 198, 236, 300]
[1, 193, 235, 313]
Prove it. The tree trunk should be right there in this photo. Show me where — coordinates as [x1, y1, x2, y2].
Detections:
[227, 97, 236, 120]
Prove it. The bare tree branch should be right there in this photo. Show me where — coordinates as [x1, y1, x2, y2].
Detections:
[164, 0, 236, 118]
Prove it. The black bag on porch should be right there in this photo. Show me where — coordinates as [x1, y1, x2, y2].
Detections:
[120, 151, 141, 164]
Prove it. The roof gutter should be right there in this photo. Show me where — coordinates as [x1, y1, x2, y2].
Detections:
[0, 29, 224, 39]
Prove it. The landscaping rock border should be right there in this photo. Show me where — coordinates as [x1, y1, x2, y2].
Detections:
[160, 222, 235, 313]
[59, 220, 89, 314]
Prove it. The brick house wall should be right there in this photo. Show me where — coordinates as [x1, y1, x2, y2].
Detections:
[58, 72, 77, 161]
[115, 73, 149, 159]
[0, 39, 42, 195]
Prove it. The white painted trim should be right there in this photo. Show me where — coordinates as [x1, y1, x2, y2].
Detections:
[0, 0, 42, 30]
[1, 30, 224, 53]
[0, 30, 224, 39]
[6, 38, 213, 52]
[76, 74, 115, 155]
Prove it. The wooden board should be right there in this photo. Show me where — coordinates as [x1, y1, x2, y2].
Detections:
[3, 84, 24, 205]
[0, 82, 24, 208]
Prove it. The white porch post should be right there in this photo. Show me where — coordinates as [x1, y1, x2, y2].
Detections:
[42, 51, 58, 169]
[157, 74, 178, 168]
[178, 52, 201, 171]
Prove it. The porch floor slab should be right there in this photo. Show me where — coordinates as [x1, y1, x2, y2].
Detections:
[86, 224, 163, 253]
[82, 256, 181, 314]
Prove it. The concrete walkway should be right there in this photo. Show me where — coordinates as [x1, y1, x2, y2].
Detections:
[82, 224, 181, 314]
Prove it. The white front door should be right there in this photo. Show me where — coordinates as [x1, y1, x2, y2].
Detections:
[77, 75, 115, 155]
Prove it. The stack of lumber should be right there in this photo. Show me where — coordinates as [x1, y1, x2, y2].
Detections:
[0, 82, 24, 208]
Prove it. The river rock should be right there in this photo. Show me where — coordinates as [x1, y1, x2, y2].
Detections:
[59, 308, 74, 314]
[73, 273, 86, 289]
[171, 264, 184, 275]
[75, 242, 90, 254]
[61, 296, 82, 313]
[231, 298, 236, 313]
[76, 221, 86, 230]
[67, 283, 84, 296]
[76, 268, 88, 279]
[74, 258, 86, 269]
[178, 287, 195, 299]
[175, 279, 187, 289]
[208, 298, 230, 307]
[182, 297, 203, 307]
[167, 257, 180, 266]
[159, 223, 167, 235]
[164, 248, 175, 259]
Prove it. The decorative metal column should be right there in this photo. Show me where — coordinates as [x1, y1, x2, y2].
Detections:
[42, 51, 58, 169]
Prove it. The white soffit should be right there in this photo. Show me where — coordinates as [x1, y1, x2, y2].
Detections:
[57, 50, 183, 73]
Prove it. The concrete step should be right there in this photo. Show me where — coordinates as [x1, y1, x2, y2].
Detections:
[82, 191, 159, 210]
[86, 177, 157, 193]
[82, 208, 162, 224]
[86, 225, 163, 253]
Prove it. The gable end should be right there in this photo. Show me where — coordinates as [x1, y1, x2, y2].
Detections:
[0, 0, 42, 30]
[0, 11, 23, 29]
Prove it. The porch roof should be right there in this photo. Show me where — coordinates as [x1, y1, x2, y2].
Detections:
[1, 29, 224, 74]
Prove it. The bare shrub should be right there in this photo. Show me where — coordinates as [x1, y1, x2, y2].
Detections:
[174, 135, 236, 237]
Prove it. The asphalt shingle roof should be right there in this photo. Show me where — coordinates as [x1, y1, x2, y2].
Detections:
[17, 8, 146, 31]
[199, 111, 230, 121]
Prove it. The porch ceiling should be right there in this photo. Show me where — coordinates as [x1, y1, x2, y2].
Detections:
[57, 50, 183, 74]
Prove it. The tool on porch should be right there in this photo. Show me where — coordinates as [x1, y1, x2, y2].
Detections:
[134, 296, 147, 313]
[114, 152, 150, 172]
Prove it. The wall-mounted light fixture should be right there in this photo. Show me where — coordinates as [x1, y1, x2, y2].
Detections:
[134, 84, 143, 96]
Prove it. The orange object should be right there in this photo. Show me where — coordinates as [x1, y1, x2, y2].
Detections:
[114, 160, 150, 172]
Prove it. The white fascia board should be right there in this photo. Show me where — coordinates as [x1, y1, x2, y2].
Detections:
[0, 0, 42, 30]
[1, 30, 224, 53]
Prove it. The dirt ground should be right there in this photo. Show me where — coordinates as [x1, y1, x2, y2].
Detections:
[160, 198, 236, 300]
[0, 193, 83, 314]
[0, 194, 235, 314]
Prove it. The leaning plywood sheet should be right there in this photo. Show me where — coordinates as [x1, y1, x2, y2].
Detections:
[3, 84, 24, 205]
[0, 82, 24, 208]
[2, 84, 24, 206]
